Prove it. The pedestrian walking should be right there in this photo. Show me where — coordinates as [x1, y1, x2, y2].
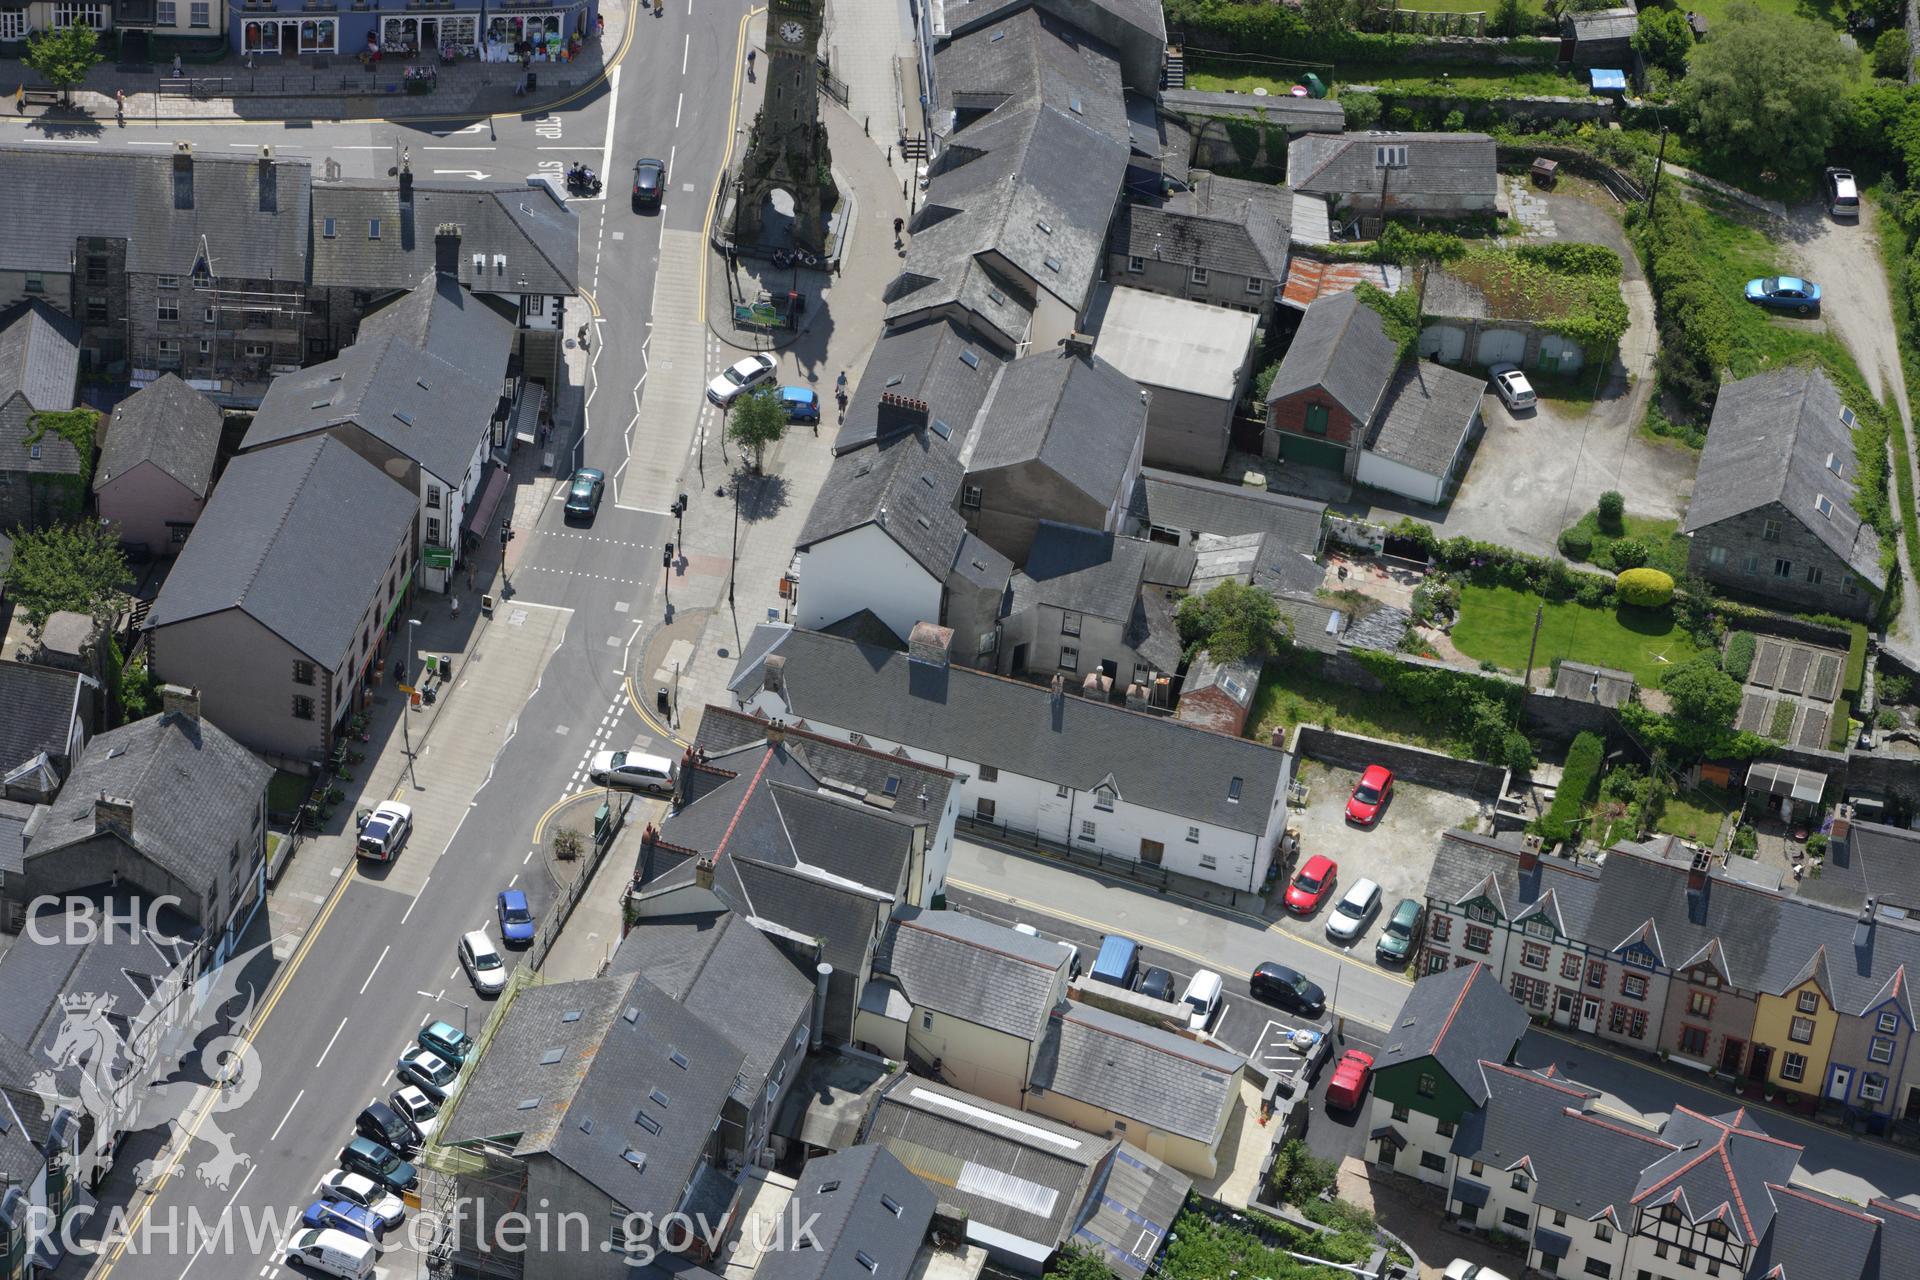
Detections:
[172, 55, 183, 78]
[451, 595, 461, 619]
[114, 89, 125, 124]
[892, 216, 904, 243]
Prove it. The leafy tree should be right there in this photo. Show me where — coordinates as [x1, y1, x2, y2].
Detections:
[1873, 29, 1911, 81]
[1253, 359, 1283, 404]
[1342, 91, 1382, 131]
[1677, 5, 1855, 175]
[1633, 8, 1694, 77]
[1176, 580, 1285, 663]
[1597, 489, 1625, 531]
[726, 387, 789, 473]
[1300, 0, 1352, 39]
[1658, 655, 1743, 754]
[2, 522, 130, 632]
[1046, 1243, 1114, 1280]
[114, 643, 158, 724]
[23, 24, 103, 104]
[1492, 0, 1525, 38]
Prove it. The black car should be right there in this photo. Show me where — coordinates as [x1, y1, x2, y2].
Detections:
[632, 157, 666, 209]
[1136, 966, 1176, 1002]
[1250, 961, 1326, 1017]
[356, 1101, 422, 1155]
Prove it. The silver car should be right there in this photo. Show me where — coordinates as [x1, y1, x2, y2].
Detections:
[705, 354, 776, 406]
[1488, 363, 1536, 412]
[459, 930, 507, 996]
[1325, 878, 1383, 944]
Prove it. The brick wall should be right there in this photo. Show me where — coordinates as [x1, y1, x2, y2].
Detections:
[1268, 389, 1363, 445]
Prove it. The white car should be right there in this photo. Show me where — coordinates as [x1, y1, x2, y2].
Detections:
[1488, 362, 1537, 412]
[355, 802, 412, 862]
[1325, 878, 1383, 944]
[1180, 969, 1224, 1032]
[316, 1170, 405, 1229]
[587, 749, 678, 795]
[705, 353, 777, 406]
[390, 1085, 441, 1144]
[1444, 1263, 1512, 1280]
[459, 929, 507, 996]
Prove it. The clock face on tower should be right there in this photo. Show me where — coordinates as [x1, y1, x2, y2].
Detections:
[779, 19, 806, 43]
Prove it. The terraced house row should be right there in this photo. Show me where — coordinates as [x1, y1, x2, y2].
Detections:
[1420, 820, 1920, 1122]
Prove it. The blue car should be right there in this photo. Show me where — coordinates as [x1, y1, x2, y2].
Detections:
[302, 1198, 383, 1242]
[498, 889, 536, 945]
[779, 386, 821, 423]
[1744, 276, 1821, 315]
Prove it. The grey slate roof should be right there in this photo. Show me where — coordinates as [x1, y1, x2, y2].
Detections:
[1177, 172, 1293, 267]
[800, 408, 973, 580]
[1801, 819, 1920, 913]
[310, 181, 579, 295]
[732, 626, 1292, 835]
[1265, 289, 1397, 425]
[1367, 359, 1485, 478]
[1134, 468, 1326, 552]
[961, 348, 1144, 510]
[1286, 132, 1498, 203]
[1009, 524, 1152, 621]
[0, 800, 32, 878]
[145, 435, 416, 668]
[0, 145, 312, 280]
[873, 907, 1068, 1041]
[242, 332, 501, 486]
[1029, 1001, 1242, 1142]
[1112, 200, 1286, 282]
[830, 319, 1007, 455]
[1553, 661, 1634, 708]
[1567, 6, 1637, 41]
[446, 971, 744, 1214]
[1748, 1183, 1888, 1280]
[1630, 1106, 1801, 1247]
[95, 374, 223, 499]
[759, 1146, 935, 1280]
[27, 709, 268, 902]
[0, 300, 82, 415]
[1683, 367, 1886, 587]
[1374, 962, 1527, 1105]
[354, 271, 516, 374]
[0, 660, 85, 783]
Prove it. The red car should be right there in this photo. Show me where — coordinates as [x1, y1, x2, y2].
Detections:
[1345, 764, 1394, 826]
[1284, 854, 1338, 916]
[1325, 1049, 1376, 1110]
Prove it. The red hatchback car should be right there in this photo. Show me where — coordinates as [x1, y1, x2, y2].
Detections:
[1345, 764, 1394, 826]
[1284, 854, 1338, 916]
[1325, 1049, 1376, 1110]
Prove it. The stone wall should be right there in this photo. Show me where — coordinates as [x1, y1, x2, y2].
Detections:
[1521, 688, 1618, 748]
[1361, 93, 1611, 125]
[1723, 609, 1851, 650]
[1289, 723, 1509, 798]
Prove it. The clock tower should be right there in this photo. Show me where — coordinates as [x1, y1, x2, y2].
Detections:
[732, 0, 837, 256]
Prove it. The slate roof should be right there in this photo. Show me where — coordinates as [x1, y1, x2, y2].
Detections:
[1266, 290, 1398, 425]
[800, 408, 974, 579]
[1366, 359, 1485, 478]
[1286, 132, 1498, 203]
[0, 661, 85, 784]
[95, 374, 223, 499]
[831, 319, 1006, 455]
[0, 800, 32, 878]
[0, 145, 312, 280]
[309, 181, 579, 295]
[1166, 172, 1293, 273]
[354, 271, 517, 373]
[1009, 524, 1151, 621]
[445, 972, 744, 1214]
[146, 435, 415, 667]
[1801, 819, 1920, 913]
[1630, 1107, 1801, 1247]
[1747, 1183, 1888, 1280]
[607, 910, 815, 1108]
[1567, 6, 1637, 41]
[760, 1145, 935, 1280]
[1553, 661, 1634, 708]
[1683, 367, 1885, 587]
[1091, 286, 1260, 399]
[243, 332, 500, 486]
[873, 908, 1068, 1041]
[732, 626, 1292, 836]
[0, 300, 82, 415]
[1112, 200, 1286, 283]
[1029, 1001, 1242, 1142]
[27, 710, 268, 902]
[961, 348, 1144, 509]
[1134, 467, 1326, 552]
[1374, 962, 1527, 1104]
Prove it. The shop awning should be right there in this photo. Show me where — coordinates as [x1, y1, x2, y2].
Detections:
[1744, 761, 1828, 804]
[466, 465, 512, 538]
[511, 383, 546, 445]
[1450, 1177, 1490, 1208]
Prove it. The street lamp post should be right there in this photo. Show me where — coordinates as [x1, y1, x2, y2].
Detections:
[728, 482, 740, 611]
[404, 618, 423, 787]
[430, 992, 471, 1036]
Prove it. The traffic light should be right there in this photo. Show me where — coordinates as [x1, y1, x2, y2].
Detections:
[663, 543, 673, 568]
[500, 520, 515, 546]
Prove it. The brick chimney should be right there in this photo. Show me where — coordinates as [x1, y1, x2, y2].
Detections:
[765, 719, 786, 745]
[1830, 804, 1852, 843]
[258, 146, 277, 213]
[172, 141, 194, 210]
[908, 622, 953, 669]
[1050, 672, 1066, 708]
[1062, 331, 1095, 358]
[401, 164, 415, 205]
[1124, 682, 1150, 712]
[876, 392, 930, 437]
[1519, 834, 1541, 874]
[1687, 849, 1711, 892]
[694, 856, 716, 891]
[94, 794, 134, 838]
[434, 223, 461, 277]
[160, 684, 200, 723]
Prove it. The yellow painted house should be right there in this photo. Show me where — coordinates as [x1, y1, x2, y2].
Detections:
[1752, 946, 1841, 1098]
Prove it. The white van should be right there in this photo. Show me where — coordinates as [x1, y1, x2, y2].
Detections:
[1180, 969, 1224, 1031]
[285, 1228, 376, 1279]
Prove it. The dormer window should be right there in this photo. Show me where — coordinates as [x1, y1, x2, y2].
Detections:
[1375, 144, 1408, 168]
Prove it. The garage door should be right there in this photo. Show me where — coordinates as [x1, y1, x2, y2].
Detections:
[1275, 432, 1348, 470]
[1536, 334, 1584, 374]
[1475, 328, 1527, 365]
[1419, 324, 1467, 363]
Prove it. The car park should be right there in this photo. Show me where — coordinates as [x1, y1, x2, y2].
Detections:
[1249, 961, 1325, 1016]
[1324, 1049, 1376, 1111]
[355, 802, 412, 862]
[316, 1171, 405, 1229]
[1179, 969, 1223, 1031]
[588, 749, 679, 794]
[1325, 878, 1383, 944]
[1344, 764, 1394, 825]
[564, 468, 605, 520]
[390, 1086, 442, 1144]
[632, 157, 666, 209]
[300, 1199, 383, 1243]
[1825, 166, 1859, 220]
[284, 1228, 377, 1280]
[339, 1136, 416, 1193]
[1136, 966, 1176, 1002]
[1284, 854, 1338, 916]
[497, 890, 536, 945]
[418, 1020, 473, 1065]
[1376, 898, 1425, 964]
[397, 1048, 459, 1101]
[779, 386, 821, 423]
[706, 353, 777, 406]
[1745, 276, 1821, 315]
[356, 1100, 421, 1154]
[460, 930, 507, 996]
[1487, 363, 1536, 413]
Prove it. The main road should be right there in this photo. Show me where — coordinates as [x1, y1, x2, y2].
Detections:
[57, 5, 759, 1279]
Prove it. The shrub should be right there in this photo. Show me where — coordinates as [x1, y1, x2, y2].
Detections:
[1444, 109, 1466, 131]
[1503, 730, 1535, 775]
[1879, 707, 1902, 730]
[1574, 576, 1614, 608]
[1723, 631, 1757, 681]
[1558, 525, 1594, 560]
[1881, 673, 1912, 704]
[1609, 537, 1651, 570]
[1343, 91, 1383, 131]
[1874, 29, 1911, 80]
[1597, 489, 1625, 532]
[1617, 567, 1675, 607]
[1533, 731, 1605, 847]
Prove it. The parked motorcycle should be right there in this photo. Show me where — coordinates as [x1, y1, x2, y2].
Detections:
[566, 164, 602, 196]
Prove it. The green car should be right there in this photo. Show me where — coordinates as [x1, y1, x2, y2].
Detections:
[419, 1020, 473, 1065]
[1375, 898, 1424, 965]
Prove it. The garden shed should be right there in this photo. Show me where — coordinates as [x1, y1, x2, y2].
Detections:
[1562, 7, 1638, 68]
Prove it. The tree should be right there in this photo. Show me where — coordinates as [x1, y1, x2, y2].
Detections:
[1492, 0, 1525, 38]
[1660, 655, 1742, 733]
[23, 24, 103, 105]
[1, 522, 130, 632]
[1632, 8, 1694, 78]
[726, 387, 789, 473]
[1677, 5, 1855, 174]
[1300, 0, 1351, 39]
[1616, 567, 1676, 606]
[1873, 29, 1911, 81]
[1046, 1243, 1114, 1280]
[1175, 580, 1284, 663]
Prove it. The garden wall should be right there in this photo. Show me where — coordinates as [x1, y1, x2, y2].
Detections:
[1367, 93, 1611, 125]
[1724, 612, 1852, 649]
[1849, 751, 1920, 807]
[1289, 724, 1509, 798]
[1325, 642, 1623, 751]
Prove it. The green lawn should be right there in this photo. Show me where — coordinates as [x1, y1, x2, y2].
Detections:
[1560, 510, 1692, 576]
[1249, 654, 1464, 754]
[1684, 202, 1864, 380]
[267, 769, 311, 815]
[1186, 57, 1576, 100]
[1657, 783, 1739, 844]
[1450, 585, 1705, 686]
[1678, 0, 1845, 32]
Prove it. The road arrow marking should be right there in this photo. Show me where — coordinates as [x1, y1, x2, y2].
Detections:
[433, 169, 491, 180]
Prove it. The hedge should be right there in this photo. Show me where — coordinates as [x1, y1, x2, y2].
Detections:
[1616, 568, 1675, 607]
[1843, 621, 1869, 700]
[1534, 731, 1605, 847]
[1388, 518, 1617, 606]
[1723, 631, 1756, 682]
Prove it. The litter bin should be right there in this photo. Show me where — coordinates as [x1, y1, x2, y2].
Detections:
[656, 688, 670, 714]
[594, 802, 611, 842]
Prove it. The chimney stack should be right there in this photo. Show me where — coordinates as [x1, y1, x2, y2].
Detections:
[400, 164, 415, 205]
[810, 963, 833, 1050]
[1124, 682, 1150, 712]
[1520, 834, 1541, 874]
[907, 622, 953, 670]
[762, 654, 786, 695]
[1050, 672, 1066, 708]
[1687, 849, 1711, 892]
[1062, 331, 1095, 358]
[172, 141, 194, 210]
[434, 223, 461, 277]
[258, 146, 277, 213]
[876, 392, 930, 437]
[765, 719, 786, 745]
[1830, 804, 1852, 843]
[160, 684, 201, 723]
[94, 794, 134, 838]
[694, 856, 716, 891]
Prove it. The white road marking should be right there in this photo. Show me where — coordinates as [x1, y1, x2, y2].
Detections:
[675, 92, 683, 129]
[270, 1091, 305, 1142]
[599, 65, 621, 189]
[509, 874, 519, 887]
[359, 944, 391, 995]
[524, 848, 534, 864]
[401, 875, 430, 924]
[423, 145, 497, 151]
[315, 1016, 350, 1067]
[682, 34, 690, 75]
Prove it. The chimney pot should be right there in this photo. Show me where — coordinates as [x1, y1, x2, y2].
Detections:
[94, 793, 134, 838]
[695, 856, 716, 891]
[160, 684, 200, 724]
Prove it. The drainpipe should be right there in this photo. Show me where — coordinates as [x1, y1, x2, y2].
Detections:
[810, 963, 832, 1050]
